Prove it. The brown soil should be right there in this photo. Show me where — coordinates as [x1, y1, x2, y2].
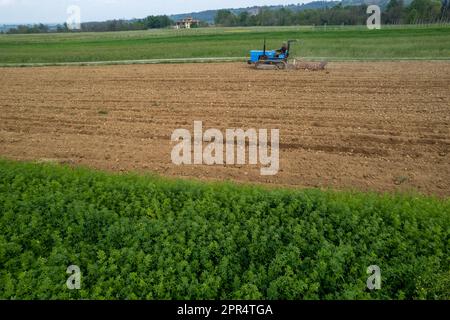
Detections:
[0, 62, 449, 196]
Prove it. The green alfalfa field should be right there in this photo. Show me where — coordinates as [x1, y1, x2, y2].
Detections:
[0, 160, 449, 299]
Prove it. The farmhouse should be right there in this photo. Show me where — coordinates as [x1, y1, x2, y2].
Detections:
[175, 17, 199, 29]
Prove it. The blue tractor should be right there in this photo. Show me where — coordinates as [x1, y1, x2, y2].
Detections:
[248, 39, 298, 69]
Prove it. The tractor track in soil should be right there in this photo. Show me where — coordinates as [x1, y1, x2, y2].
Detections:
[0, 62, 449, 196]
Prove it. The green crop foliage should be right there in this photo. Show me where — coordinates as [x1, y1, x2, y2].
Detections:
[0, 25, 450, 65]
[0, 159, 449, 300]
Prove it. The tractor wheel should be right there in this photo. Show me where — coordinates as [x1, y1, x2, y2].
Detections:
[255, 61, 278, 70]
[276, 61, 287, 70]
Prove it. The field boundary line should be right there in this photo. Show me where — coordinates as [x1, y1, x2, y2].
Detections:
[1, 56, 450, 67]
[0, 57, 247, 67]
[300, 56, 450, 61]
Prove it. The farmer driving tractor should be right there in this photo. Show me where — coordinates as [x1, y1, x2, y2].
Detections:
[248, 39, 298, 69]
[276, 42, 288, 57]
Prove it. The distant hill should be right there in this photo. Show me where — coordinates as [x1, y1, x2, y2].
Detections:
[0, 25, 16, 32]
[341, 0, 389, 6]
[170, 1, 340, 24]
[0, 23, 59, 32]
[169, 0, 420, 24]
[341, 0, 413, 8]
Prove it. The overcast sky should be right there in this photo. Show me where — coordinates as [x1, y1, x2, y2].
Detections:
[0, 0, 310, 24]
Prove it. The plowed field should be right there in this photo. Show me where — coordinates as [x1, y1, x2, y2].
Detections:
[1, 62, 449, 196]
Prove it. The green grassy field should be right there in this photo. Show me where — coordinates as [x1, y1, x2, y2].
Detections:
[0, 160, 449, 299]
[0, 25, 450, 65]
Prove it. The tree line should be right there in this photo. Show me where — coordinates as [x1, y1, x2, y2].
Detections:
[214, 0, 450, 26]
[3, 0, 450, 34]
[4, 15, 174, 34]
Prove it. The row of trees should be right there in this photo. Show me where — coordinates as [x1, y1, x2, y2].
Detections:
[3, 0, 450, 34]
[385, 0, 449, 24]
[5, 15, 174, 34]
[214, 0, 450, 26]
[5, 23, 50, 34]
[79, 15, 174, 32]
